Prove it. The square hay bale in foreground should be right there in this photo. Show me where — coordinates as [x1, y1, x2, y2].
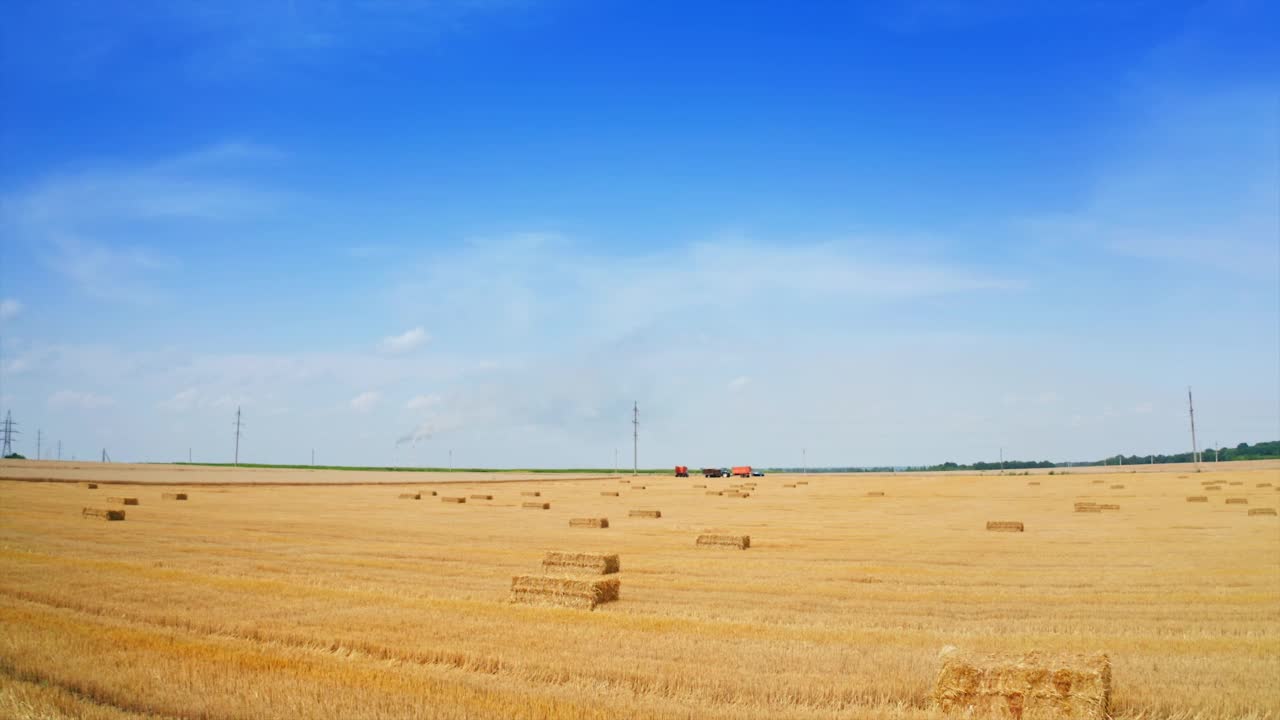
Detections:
[569, 517, 609, 529]
[1257, 482, 1273, 488]
[82, 507, 125, 521]
[1186, 496, 1208, 502]
[986, 521, 1024, 532]
[1248, 507, 1276, 516]
[161, 492, 188, 501]
[933, 647, 1110, 719]
[523, 502, 551, 510]
[470, 494, 493, 500]
[441, 496, 466, 504]
[1225, 498, 1249, 505]
[542, 551, 619, 574]
[509, 575, 620, 610]
[398, 492, 421, 500]
[696, 534, 750, 549]
[867, 491, 885, 497]
[629, 509, 661, 518]
[600, 491, 619, 496]
[107, 497, 139, 505]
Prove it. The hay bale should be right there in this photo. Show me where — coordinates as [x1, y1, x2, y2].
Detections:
[1074, 506, 1102, 513]
[1228, 481, 1243, 486]
[161, 492, 188, 501]
[1098, 504, 1120, 510]
[1225, 498, 1248, 505]
[796, 481, 808, 485]
[631, 485, 647, 490]
[705, 490, 723, 496]
[399, 492, 421, 500]
[509, 575, 620, 610]
[696, 534, 750, 549]
[427, 490, 438, 496]
[541, 551, 619, 574]
[986, 521, 1024, 532]
[1257, 483, 1273, 488]
[441, 496, 466, 504]
[1091, 480, 1105, 484]
[107, 497, 139, 505]
[1185, 496, 1208, 503]
[933, 647, 1111, 719]
[81, 508, 125, 521]
[629, 509, 661, 518]
[1109, 485, 1124, 490]
[470, 494, 493, 500]
[1028, 481, 1041, 486]
[783, 483, 796, 488]
[692, 484, 706, 488]
[523, 502, 550, 510]
[1205, 486, 1221, 491]
[521, 491, 542, 497]
[867, 491, 885, 497]
[84, 483, 98, 489]
[723, 491, 751, 498]
[600, 491, 619, 496]
[1248, 508, 1276, 516]
[569, 517, 609, 529]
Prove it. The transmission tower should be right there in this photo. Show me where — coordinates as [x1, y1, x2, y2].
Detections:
[0, 411, 18, 457]
[1187, 387, 1199, 466]
[632, 402, 638, 476]
[234, 406, 244, 466]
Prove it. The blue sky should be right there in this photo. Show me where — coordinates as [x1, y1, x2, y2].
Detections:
[1, 0, 1276, 467]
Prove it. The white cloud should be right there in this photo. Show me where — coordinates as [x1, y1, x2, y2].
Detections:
[350, 391, 380, 413]
[406, 393, 441, 410]
[379, 327, 429, 354]
[0, 299, 20, 321]
[727, 376, 750, 393]
[48, 390, 115, 410]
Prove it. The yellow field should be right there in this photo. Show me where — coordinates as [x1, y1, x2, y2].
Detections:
[2, 462, 1278, 719]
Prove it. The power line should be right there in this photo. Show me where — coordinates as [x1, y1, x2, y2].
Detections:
[234, 406, 244, 466]
[1, 411, 19, 456]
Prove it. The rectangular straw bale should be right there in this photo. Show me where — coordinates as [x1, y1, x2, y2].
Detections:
[1098, 504, 1120, 510]
[428, 490, 438, 496]
[600, 491, 619, 496]
[1186, 496, 1208, 502]
[867, 491, 885, 497]
[1073, 502, 1098, 509]
[509, 575, 620, 610]
[521, 491, 542, 497]
[796, 481, 809, 485]
[569, 517, 609, 528]
[629, 509, 661, 518]
[541, 551, 619, 574]
[84, 483, 98, 489]
[82, 507, 125, 521]
[933, 647, 1110, 719]
[161, 492, 188, 500]
[1205, 486, 1221, 490]
[692, 484, 706, 488]
[1028, 481, 1041, 486]
[523, 502, 550, 509]
[107, 497, 139, 505]
[398, 492, 421, 499]
[1257, 483, 1273, 488]
[1109, 485, 1124, 490]
[1248, 508, 1276, 516]
[1074, 506, 1102, 513]
[631, 485, 647, 490]
[705, 490, 723, 496]
[696, 534, 750, 549]
[470, 494, 493, 500]
[783, 483, 796, 488]
[986, 521, 1024, 532]
[441, 496, 466, 503]
[1228, 481, 1243, 486]
[1091, 480, 1105, 484]
[1225, 498, 1248, 504]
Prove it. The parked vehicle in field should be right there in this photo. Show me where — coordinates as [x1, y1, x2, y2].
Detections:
[751, 470, 765, 477]
[731, 466, 752, 477]
[674, 465, 689, 477]
[702, 468, 725, 478]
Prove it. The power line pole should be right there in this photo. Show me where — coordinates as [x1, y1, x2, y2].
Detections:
[36, 429, 41, 460]
[632, 402, 638, 476]
[188, 447, 192, 463]
[449, 449, 453, 471]
[614, 447, 618, 476]
[57, 440, 62, 460]
[1187, 387, 1199, 467]
[1, 411, 18, 457]
[999, 447, 1004, 474]
[803, 447, 806, 475]
[234, 406, 243, 466]
[311, 448, 314, 466]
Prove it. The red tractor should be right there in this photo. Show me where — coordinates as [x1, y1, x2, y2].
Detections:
[674, 465, 689, 477]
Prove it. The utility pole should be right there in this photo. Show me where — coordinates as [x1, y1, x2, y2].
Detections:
[614, 447, 618, 476]
[188, 447, 192, 463]
[803, 448, 806, 475]
[36, 429, 42, 460]
[311, 448, 314, 466]
[57, 440, 61, 460]
[999, 447, 1004, 474]
[234, 406, 243, 466]
[1214, 442, 1219, 463]
[1187, 387, 1199, 467]
[0, 411, 18, 457]
[632, 402, 638, 476]
[449, 449, 453, 471]
[101, 448, 107, 463]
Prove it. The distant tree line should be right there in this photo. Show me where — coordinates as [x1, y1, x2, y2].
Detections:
[899, 440, 1279, 472]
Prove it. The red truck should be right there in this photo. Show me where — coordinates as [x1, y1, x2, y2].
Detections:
[731, 466, 753, 477]
[674, 466, 689, 477]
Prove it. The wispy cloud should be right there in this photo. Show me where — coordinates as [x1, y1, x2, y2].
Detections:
[0, 299, 20, 321]
[349, 391, 380, 413]
[379, 327, 429, 354]
[48, 389, 115, 410]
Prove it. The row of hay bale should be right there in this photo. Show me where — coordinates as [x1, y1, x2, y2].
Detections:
[1074, 502, 1119, 513]
[82, 489, 189, 522]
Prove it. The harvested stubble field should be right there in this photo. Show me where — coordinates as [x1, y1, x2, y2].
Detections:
[1, 461, 1278, 719]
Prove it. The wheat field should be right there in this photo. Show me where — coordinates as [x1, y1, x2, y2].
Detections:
[1, 461, 1278, 719]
